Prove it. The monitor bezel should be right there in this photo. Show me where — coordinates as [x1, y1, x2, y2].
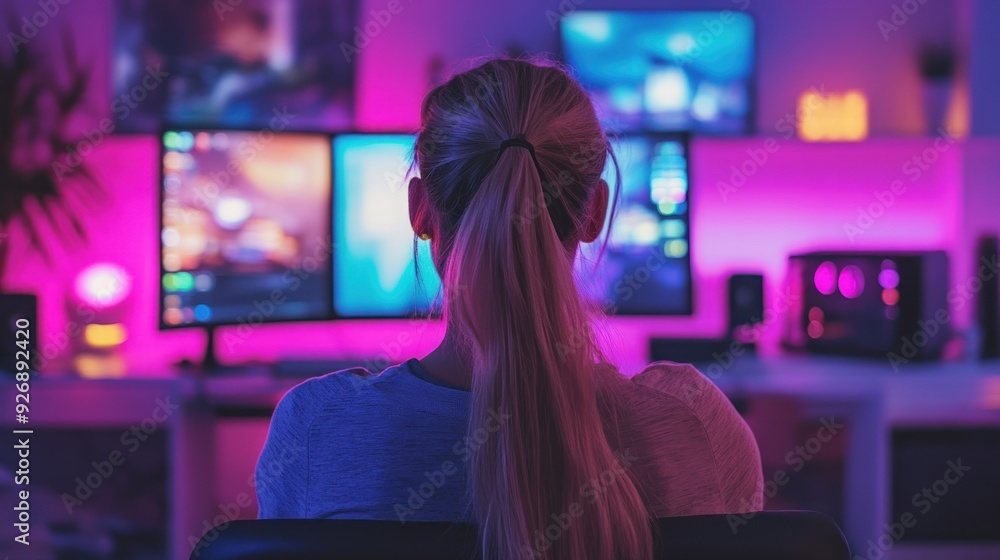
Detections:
[157, 125, 336, 331]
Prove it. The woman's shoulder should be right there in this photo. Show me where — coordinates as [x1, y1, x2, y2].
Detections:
[624, 360, 757, 469]
[271, 366, 382, 425]
[273, 360, 444, 421]
[256, 366, 379, 518]
[282, 366, 373, 401]
[628, 360, 729, 413]
[622, 361, 764, 514]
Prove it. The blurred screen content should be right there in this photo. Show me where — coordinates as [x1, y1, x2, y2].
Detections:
[576, 134, 693, 315]
[332, 134, 442, 318]
[160, 130, 332, 327]
[114, 0, 356, 131]
[562, 11, 754, 134]
[331, 133, 691, 317]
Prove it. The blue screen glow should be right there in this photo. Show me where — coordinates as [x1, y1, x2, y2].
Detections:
[575, 134, 692, 315]
[332, 132, 692, 317]
[332, 134, 442, 317]
[562, 11, 754, 134]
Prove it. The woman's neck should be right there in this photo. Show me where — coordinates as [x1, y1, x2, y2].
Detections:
[418, 328, 474, 390]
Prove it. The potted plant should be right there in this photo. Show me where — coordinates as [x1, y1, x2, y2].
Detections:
[0, 23, 104, 286]
[0, 21, 106, 377]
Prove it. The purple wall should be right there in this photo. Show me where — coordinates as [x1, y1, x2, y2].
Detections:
[0, 0, 962, 133]
[2, 134, 979, 374]
[2, 0, 997, 375]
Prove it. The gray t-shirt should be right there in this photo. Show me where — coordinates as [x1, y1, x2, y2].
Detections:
[255, 359, 763, 521]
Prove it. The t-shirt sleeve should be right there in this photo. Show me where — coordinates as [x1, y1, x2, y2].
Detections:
[255, 382, 314, 518]
[708, 393, 764, 513]
[633, 361, 764, 513]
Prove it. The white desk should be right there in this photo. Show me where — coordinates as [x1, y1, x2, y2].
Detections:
[5, 357, 999, 559]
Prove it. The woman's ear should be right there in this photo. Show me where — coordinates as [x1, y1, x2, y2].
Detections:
[581, 179, 609, 243]
[409, 176, 433, 239]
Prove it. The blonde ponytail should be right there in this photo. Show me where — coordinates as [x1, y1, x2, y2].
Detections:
[415, 58, 652, 560]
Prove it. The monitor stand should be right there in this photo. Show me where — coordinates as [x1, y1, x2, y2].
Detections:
[175, 327, 376, 377]
[201, 325, 224, 371]
[175, 326, 261, 376]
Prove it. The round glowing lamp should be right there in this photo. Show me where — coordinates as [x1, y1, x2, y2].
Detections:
[68, 262, 132, 378]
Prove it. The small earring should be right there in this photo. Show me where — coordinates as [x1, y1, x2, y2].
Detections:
[419, 232, 431, 240]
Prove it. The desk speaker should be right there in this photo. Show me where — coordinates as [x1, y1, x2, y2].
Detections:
[729, 273, 764, 341]
[976, 236, 999, 359]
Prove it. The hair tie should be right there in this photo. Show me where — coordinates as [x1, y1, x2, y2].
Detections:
[494, 136, 546, 181]
[498, 137, 536, 156]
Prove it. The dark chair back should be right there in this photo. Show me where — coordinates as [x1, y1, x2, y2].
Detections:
[190, 511, 850, 560]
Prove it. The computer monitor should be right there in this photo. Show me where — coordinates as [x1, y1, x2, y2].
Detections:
[332, 133, 441, 318]
[331, 132, 692, 317]
[577, 133, 693, 315]
[159, 129, 332, 330]
[561, 11, 755, 134]
[113, 0, 356, 132]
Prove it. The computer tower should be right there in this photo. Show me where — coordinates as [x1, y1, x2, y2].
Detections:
[783, 251, 949, 361]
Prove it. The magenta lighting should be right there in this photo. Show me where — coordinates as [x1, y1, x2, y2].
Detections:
[838, 265, 866, 299]
[74, 262, 132, 309]
[878, 267, 901, 290]
[814, 261, 838, 296]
